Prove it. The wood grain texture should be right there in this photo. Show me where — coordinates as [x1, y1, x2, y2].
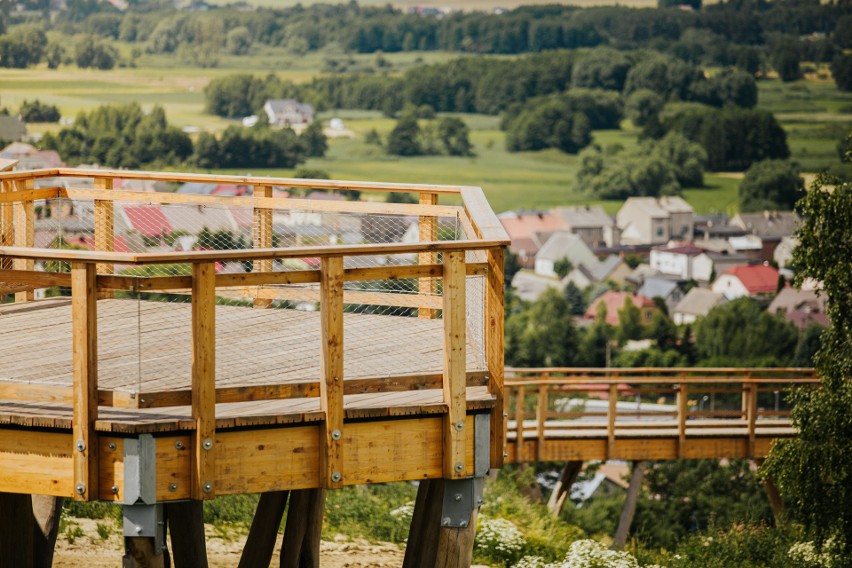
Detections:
[442, 251, 467, 478]
[191, 263, 216, 499]
[71, 262, 98, 501]
[320, 256, 345, 489]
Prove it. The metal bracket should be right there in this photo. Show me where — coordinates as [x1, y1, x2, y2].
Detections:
[124, 434, 156, 505]
[440, 477, 485, 528]
[474, 413, 490, 477]
[123, 503, 165, 553]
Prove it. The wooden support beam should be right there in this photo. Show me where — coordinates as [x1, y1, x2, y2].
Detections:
[123, 538, 165, 568]
[676, 381, 688, 460]
[94, 177, 114, 280]
[607, 383, 618, 460]
[238, 491, 288, 568]
[0, 492, 34, 568]
[547, 461, 583, 517]
[515, 386, 526, 463]
[320, 256, 344, 489]
[0, 180, 12, 270]
[71, 262, 98, 501]
[418, 193, 439, 319]
[442, 250, 467, 479]
[746, 383, 758, 458]
[32, 495, 63, 568]
[435, 510, 479, 568]
[536, 383, 548, 462]
[13, 179, 34, 303]
[280, 488, 325, 568]
[253, 185, 273, 309]
[191, 262, 216, 500]
[485, 247, 505, 469]
[612, 461, 648, 550]
[166, 501, 208, 568]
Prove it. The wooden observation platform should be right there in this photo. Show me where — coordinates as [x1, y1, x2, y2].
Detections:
[0, 164, 508, 567]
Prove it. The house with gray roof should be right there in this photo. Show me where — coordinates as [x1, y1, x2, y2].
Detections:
[264, 99, 314, 128]
[534, 232, 600, 278]
[616, 196, 694, 246]
[554, 205, 619, 248]
[638, 276, 685, 314]
[673, 288, 727, 325]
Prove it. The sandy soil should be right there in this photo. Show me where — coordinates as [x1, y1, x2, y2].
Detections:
[53, 518, 405, 567]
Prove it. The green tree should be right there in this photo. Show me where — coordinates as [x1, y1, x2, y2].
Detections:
[226, 26, 252, 56]
[649, 311, 678, 350]
[386, 113, 422, 156]
[831, 55, 852, 92]
[74, 34, 118, 70]
[626, 88, 664, 135]
[564, 281, 586, 316]
[791, 324, 824, 367]
[437, 117, 473, 157]
[739, 160, 804, 212]
[19, 100, 60, 123]
[577, 301, 614, 367]
[300, 121, 328, 157]
[772, 42, 801, 82]
[617, 296, 643, 344]
[763, 166, 852, 559]
[504, 288, 579, 367]
[553, 257, 573, 279]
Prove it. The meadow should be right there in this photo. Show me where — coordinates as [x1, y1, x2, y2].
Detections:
[2, 51, 850, 214]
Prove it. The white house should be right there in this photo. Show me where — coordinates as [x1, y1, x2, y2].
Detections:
[649, 244, 713, 281]
[672, 288, 727, 325]
[534, 232, 600, 278]
[264, 99, 314, 128]
[711, 264, 780, 300]
[616, 196, 694, 246]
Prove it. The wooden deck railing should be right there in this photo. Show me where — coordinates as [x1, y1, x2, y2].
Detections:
[505, 367, 819, 462]
[0, 167, 510, 500]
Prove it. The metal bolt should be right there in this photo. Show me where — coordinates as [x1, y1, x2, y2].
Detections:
[441, 517, 451, 527]
[460, 520, 468, 528]
[503, 412, 509, 418]
[476, 498, 483, 506]
[503, 452, 509, 459]
[108, 442, 117, 452]
[169, 483, 178, 493]
[202, 439, 213, 451]
[75, 440, 86, 452]
[454, 463, 464, 473]
[454, 421, 464, 431]
[175, 441, 185, 450]
[75, 484, 86, 495]
[454, 493, 462, 502]
[135, 525, 143, 534]
[331, 471, 342, 483]
[202, 482, 213, 494]
[111, 485, 119, 495]
[331, 429, 342, 441]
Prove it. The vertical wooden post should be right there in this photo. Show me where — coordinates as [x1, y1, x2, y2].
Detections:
[280, 488, 325, 568]
[418, 193, 439, 319]
[0, 180, 13, 270]
[32, 495, 64, 568]
[547, 461, 583, 517]
[191, 262, 216, 500]
[485, 247, 505, 469]
[612, 461, 648, 550]
[607, 383, 618, 459]
[536, 383, 548, 461]
[442, 250, 467, 478]
[253, 185, 273, 309]
[238, 492, 288, 568]
[746, 382, 758, 458]
[741, 372, 752, 420]
[123, 538, 165, 568]
[13, 179, 35, 303]
[94, 177, 114, 281]
[166, 501, 208, 568]
[515, 386, 525, 464]
[320, 256, 344, 489]
[676, 381, 688, 459]
[71, 262, 98, 501]
[0, 493, 34, 568]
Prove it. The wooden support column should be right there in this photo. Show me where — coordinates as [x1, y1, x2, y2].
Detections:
[515, 386, 526, 463]
[676, 381, 688, 460]
[547, 461, 583, 517]
[443, 251, 467, 478]
[123, 538, 165, 568]
[612, 461, 648, 550]
[280, 488, 325, 568]
[0, 180, 13, 270]
[32, 495, 64, 568]
[607, 383, 618, 460]
[253, 185, 274, 309]
[94, 177, 114, 284]
[485, 247, 505, 469]
[238, 492, 289, 568]
[0, 492, 34, 568]
[13, 179, 35, 303]
[418, 193, 439, 319]
[746, 382, 758, 458]
[536, 383, 548, 461]
[71, 262, 98, 501]
[191, 262, 216, 500]
[320, 256, 344, 489]
[166, 501, 208, 568]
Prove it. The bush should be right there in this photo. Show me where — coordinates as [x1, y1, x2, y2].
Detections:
[19, 100, 61, 123]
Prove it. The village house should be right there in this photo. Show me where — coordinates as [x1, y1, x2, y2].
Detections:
[0, 142, 64, 170]
[768, 286, 829, 331]
[263, 99, 315, 128]
[649, 244, 713, 282]
[616, 196, 694, 246]
[731, 211, 800, 262]
[0, 116, 26, 143]
[553, 205, 619, 248]
[499, 211, 568, 268]
[637, 276, 685, 314]
[534, 232, 601, 278]
[584, 291, 658, 326]
[711, 264, 780, 300]
[672, 288, 727, 325]
[773, 236, 797, 269]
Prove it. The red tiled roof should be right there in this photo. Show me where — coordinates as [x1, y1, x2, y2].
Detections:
[722, 264, 779, 295]
[123, 204, 172, 238]
[66, 235, 129, 253]
[584, 291, 656, 326]
[657, 244, 706, 256]
[500, 213, 568, 241]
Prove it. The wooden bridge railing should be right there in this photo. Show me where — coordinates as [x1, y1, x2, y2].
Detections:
[0, 167, 510, 501]
[505, 367, 819, 462]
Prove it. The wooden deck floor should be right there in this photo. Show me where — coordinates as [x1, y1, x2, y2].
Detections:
[0, 298, 492, 433]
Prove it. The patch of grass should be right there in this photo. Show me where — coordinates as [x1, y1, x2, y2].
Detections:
[322, 482, 417, 543]
[683, 174, 741, 215]
[96, 522, 111, 541]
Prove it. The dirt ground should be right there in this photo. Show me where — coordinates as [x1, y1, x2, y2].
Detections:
[53, 518, 405, 567]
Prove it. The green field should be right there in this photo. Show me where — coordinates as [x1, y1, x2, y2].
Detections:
[2, 55, 850, 215]
[203, 0, 658, 10]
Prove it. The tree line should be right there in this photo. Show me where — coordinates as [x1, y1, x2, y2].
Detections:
[39, 103, 327, 169]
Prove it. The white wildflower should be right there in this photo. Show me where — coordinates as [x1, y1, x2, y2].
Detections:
[475, 517, 526, 558]
[389, 502, 415, 525]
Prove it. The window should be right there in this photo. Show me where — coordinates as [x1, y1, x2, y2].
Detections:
[656, 227, 664, 236]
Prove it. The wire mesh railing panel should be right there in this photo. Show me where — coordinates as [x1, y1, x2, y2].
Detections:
[0, 298, 74, 388]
